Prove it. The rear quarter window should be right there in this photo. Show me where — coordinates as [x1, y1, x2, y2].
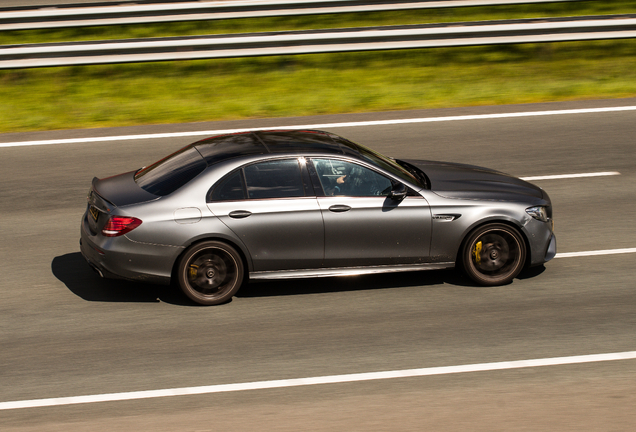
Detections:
[208, 170, 246, 202]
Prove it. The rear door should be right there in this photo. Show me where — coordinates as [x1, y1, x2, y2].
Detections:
[207, 157, 324, 272]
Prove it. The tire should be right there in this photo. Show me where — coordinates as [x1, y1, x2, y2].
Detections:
[177, 241, 244, 305]
[461, 223, 526, 286]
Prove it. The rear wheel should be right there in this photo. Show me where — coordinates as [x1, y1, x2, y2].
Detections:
[462, 223, 526, 286]
[177, 241, 244, 305]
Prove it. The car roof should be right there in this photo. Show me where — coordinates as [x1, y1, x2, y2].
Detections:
[192, 130, 360, 166]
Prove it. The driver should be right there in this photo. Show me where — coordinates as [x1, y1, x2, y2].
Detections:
[333, 165, 364, 195]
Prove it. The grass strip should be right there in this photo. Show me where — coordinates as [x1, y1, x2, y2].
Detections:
[1, 40, 635, 133]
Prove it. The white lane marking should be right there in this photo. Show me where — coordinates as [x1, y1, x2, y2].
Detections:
[1, 105, 635, 148]
[521, 171, 621, 181]
[1, 350, 635, 411]
[556, 248, 636, 258]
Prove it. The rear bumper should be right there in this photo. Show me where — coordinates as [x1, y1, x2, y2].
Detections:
[79, 237, 123, 281]
[80, 213, 173, 285]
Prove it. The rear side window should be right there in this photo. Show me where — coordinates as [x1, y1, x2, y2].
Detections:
[244, 159, 305, 199]
[208, 159, 307, 202]
[135, 147, 206, 196]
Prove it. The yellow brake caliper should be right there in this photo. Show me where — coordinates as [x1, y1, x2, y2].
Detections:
[473, 241, 482, 265]
[189, 264, 199, 278]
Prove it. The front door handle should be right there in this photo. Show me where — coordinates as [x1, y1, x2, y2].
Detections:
[328, 205, 351, 213]
[229, 210, 252, 219]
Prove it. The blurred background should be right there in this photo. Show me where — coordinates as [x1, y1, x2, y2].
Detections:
[0, 0, 636, 132]
[1, 0, 635, 132]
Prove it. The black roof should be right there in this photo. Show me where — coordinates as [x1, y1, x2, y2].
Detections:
[193, 130, 359, 165]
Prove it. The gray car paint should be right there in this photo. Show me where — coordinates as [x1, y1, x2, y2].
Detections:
[80, 130, 554, 286]
[404, 159, 545, 202]
[318, 195, 432, 267]
[209, 196, 324, 272]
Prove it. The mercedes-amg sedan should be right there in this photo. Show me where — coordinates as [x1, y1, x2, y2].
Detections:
[80, 130, 556, 305]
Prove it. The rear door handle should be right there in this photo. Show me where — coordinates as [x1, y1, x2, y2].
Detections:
[229, 210, 252, 219]
[328, 205, 351, 213]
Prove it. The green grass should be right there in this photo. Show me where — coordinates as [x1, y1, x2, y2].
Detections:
[2, 40, 635, 133]
[0, 0, 634, 133]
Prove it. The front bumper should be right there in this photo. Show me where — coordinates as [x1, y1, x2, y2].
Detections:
[522, 214, 556, 267]
[544, 234, 557, 262]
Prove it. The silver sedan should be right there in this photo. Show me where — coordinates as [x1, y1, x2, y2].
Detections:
[80, 130, 556, 305]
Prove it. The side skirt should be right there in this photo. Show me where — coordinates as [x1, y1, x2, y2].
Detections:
[250, 262, 455, 280]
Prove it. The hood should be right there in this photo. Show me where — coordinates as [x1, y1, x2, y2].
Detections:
[403, 159, 544, 201]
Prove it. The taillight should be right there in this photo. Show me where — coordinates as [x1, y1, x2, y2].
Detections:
[102, 216, 142, 237]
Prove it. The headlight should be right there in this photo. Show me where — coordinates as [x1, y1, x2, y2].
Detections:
[526, 206, 549, 222]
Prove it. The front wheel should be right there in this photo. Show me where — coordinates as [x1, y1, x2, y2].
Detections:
[461, 223, 526, 286]
[177, 241, 244, 305]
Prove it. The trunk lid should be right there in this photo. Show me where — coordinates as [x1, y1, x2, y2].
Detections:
[85, 172, 157, 235]
[92, 171, 158, 207]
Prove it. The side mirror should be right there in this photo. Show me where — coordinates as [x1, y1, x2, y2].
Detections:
[389, 182, 407, 201]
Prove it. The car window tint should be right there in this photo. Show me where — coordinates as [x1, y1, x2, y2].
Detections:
[244, 159, 305, 199]
[209, 170, 246, 202]
[312, 158, 392, 197]
[134, 146, 206, 196]
[330, 136, 423, 188]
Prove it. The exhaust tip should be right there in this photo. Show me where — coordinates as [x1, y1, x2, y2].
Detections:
[88, 261, 104, 278]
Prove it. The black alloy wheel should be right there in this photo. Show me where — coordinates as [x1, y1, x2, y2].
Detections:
[462, 223, 526, 286]
[177, 241, 244, 305]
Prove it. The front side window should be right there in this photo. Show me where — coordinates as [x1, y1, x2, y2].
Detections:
[330, 136, 424, 188]
[312, 158, 392, 197]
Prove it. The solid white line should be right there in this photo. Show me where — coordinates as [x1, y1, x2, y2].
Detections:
[1, 350, 635, 411]
[520, 171, 621, 181]
[1, 105, 635, 148]
[556, 248, 636, 258]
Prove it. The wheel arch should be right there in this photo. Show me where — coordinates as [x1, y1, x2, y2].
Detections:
[455, 217, 532, 270]
[170, 235, 252, 284]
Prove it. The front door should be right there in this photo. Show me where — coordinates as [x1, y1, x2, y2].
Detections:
[311, 158, 432, 268]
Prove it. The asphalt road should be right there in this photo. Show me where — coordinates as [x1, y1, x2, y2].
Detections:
[1, 99, 635, 431]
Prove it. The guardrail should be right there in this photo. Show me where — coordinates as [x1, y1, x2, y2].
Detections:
[0, 0, 581, 31]
[1, 14, 635, 69]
